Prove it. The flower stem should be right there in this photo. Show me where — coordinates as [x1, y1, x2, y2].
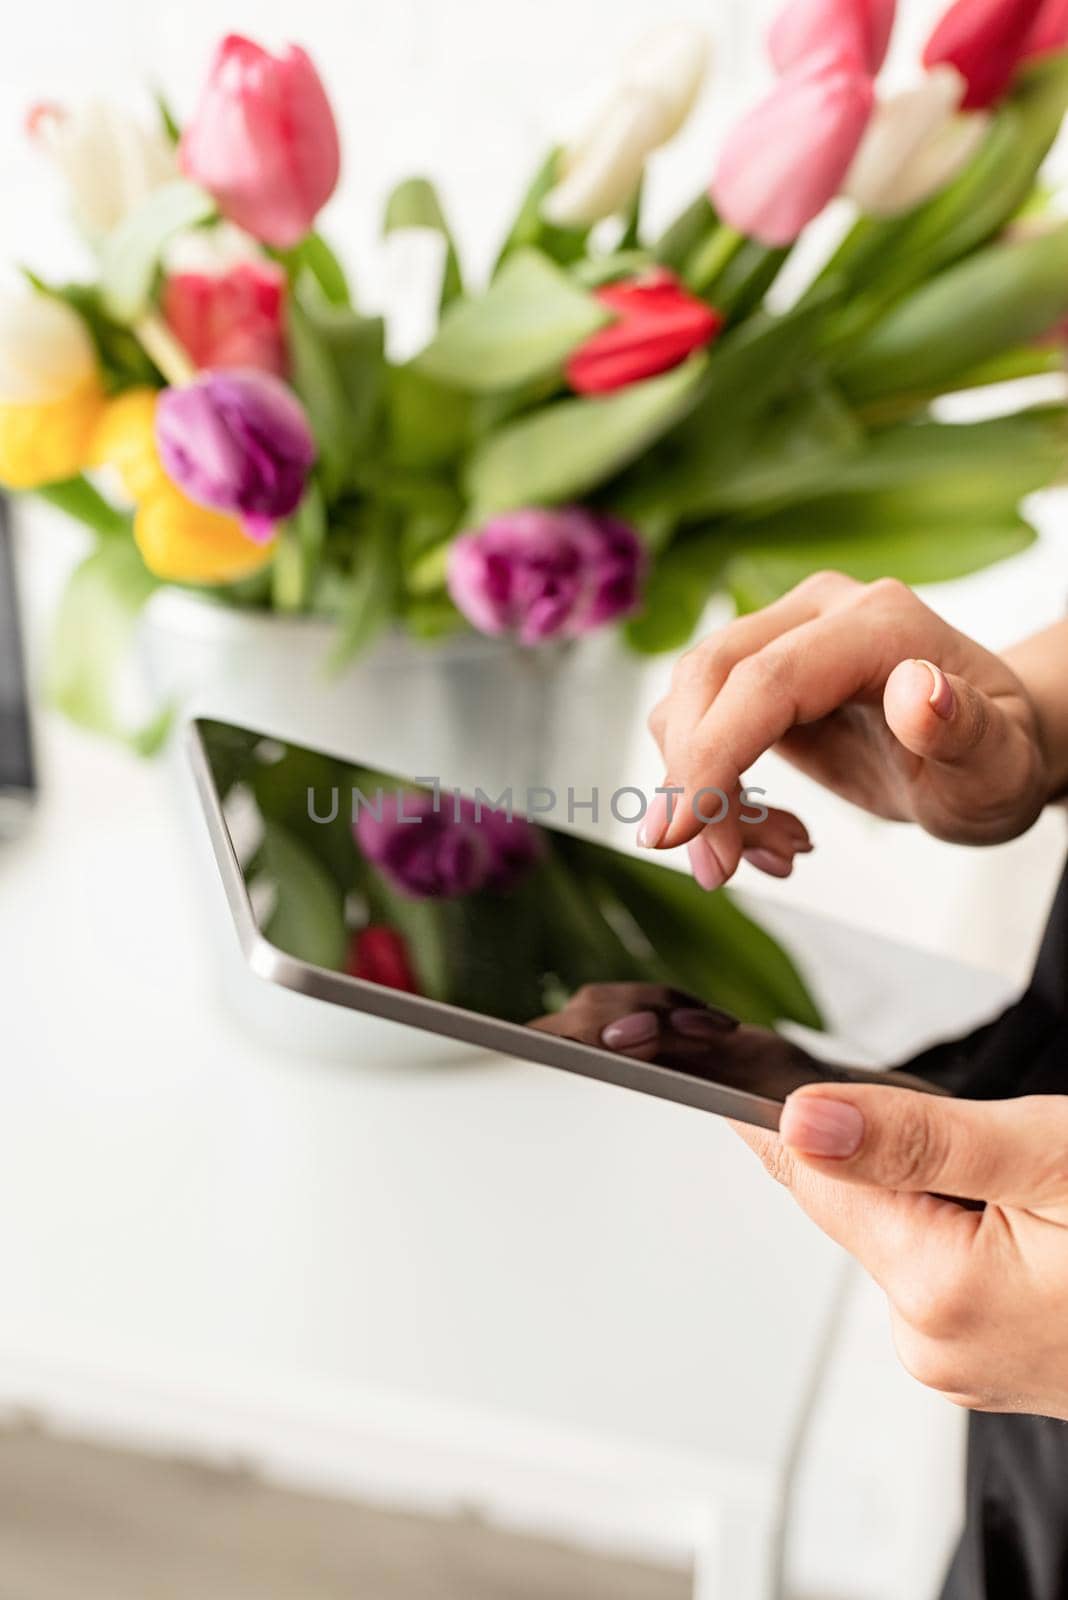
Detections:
[686, 224, 746, 297]
[271, 528, 307, 613]
[134, 311, 196, 387]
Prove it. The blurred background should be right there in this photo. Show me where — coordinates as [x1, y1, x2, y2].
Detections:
[2, 1, 1067, 1597]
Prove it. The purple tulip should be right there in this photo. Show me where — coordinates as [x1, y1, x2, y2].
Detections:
[155, 368, 316, 542]
[447, 508, 646, 646]
[355, 791, 544, 900]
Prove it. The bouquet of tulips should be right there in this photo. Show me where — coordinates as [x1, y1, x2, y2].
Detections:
[5, 0, 1068, 746]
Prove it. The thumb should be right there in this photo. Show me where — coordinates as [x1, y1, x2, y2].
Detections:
[883, 658, 1008, 769]
[779, 1083, 1068, 1209]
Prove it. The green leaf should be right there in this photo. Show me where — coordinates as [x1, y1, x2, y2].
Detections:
[711, 240, 790, 321]
[626, 410, 1065, 648]
[625, 537, 727, 655]
[288, 232, 352, 307]
[45, 539, 169, 754]
[404, 520, 454, 596]
[493, 149, 591, 272]
[272, 482, 327, 613]
[37, 476, 132, 540]
[327, 508, 399, 669]
[655, 193, 719, 274]
[100, 179, 216, 321]
[386, 364, 472, 469]
[808, 410, 1068, 506]
[722, 495, 1040, 611]
[384, 176, 464, 309]
[627, 379, 864, 523]
[465, 353, 709, 517]
[610, 296, 840, 521]
[154, 90, 181, 145]
[403, 594, 465, 639]
[258, 821, 348, 971]
[838, 223, 1068, 403]
[573, 251, 655, 288]
[672, 293, 840, 448]
[568, 844, 823, 1030]
[413, 247, 608, 393]
[287, 296, 385, 500]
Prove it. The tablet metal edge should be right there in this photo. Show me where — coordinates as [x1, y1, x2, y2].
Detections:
[185, 719, 785, 1131]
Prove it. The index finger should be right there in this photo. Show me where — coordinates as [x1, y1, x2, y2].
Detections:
[660, 584, 922, 850]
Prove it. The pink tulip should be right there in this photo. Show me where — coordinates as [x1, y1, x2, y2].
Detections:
[769, 0, 896, 75]
[179, 35, 340, 250]
[1022, 0, 1068, 57]
[923, 0, 1046, 109]
[711, 60, 874, 247]
[163, 259, 287, 376]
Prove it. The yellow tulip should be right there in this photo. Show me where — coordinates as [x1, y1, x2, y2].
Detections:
[91, 386, 275, 584]
[0, 289, 108, 488]
[90, 387, 170, 500]
[134, 482, 277, 584]
[0, 375, 107, 489]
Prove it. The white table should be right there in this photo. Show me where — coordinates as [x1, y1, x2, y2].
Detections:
[0, 703, 1012, 1600]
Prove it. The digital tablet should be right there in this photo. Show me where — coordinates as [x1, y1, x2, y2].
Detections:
[0, 498, 35, 836]
[188, 717, 935, 1129]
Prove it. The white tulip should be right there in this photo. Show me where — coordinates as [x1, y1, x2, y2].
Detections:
[620, 21, 711, 145]
[30, 101, 176, 239]
[542, 91, 667, 227]
[844, 66, 989, 219]
[0, 291, 97, 405]
[542, 20, 710, 227]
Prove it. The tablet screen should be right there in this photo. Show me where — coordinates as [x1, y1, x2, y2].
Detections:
[194, 718, 822, 1042]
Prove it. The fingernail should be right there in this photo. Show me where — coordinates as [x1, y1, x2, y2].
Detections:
[784, 822, 813, 852]
[668, 1007, 739, 1039]
[687, 836, 726, 892]
[781, 1095, 864, 1159]
[638, 789, 671, 849]
[744, 847, 794, 879]
[915, 659, 955, 721]
[601, 1010, 661, 1050]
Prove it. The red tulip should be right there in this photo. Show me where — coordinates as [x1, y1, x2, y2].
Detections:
[565, 269, 723, 395]
[180, 35, 340, 249]
[769, 0, 896, 76]
[711, 60, 874, 247]
[1022, 0, 1068, 57]
[346, 926, 421, 993]
[163, 259, 287, 376]
[923, 0, 1046, 109]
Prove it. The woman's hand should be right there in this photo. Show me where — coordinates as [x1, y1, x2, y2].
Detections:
[643, 571, 1051, 888]
[741, 1083, 1068, 1421]
[530, 984, 937, 1094]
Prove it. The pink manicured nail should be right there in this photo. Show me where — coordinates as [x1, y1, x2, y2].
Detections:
[638, 789, 671, 849]
[916, 659, 955, 721]
[602, 1011, 660, 1050]
[687, 836, 726, 892]
[744, 847, 794, 878]
[669, 1007, 738, 1039]
[781, 1095, 864, 1158]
